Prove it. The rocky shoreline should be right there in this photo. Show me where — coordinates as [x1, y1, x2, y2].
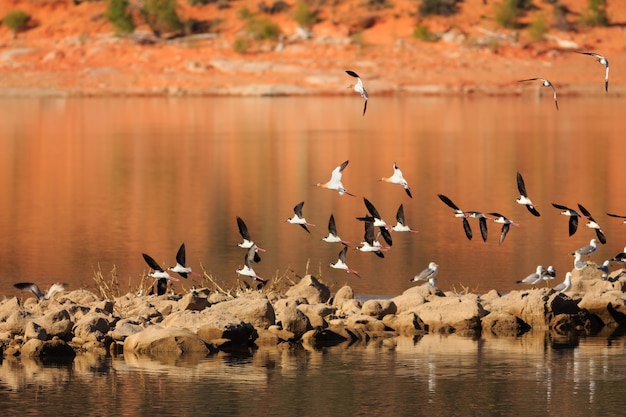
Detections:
[1, 263, 625, 362]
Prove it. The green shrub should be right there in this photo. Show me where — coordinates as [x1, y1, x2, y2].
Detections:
[495, 0, 533, 28]
[233, 36, 249, 53]
[104, 0, 135, 34]
[364, 0, 392, 11]
[581, 0, 609, 26]
[292, 1, 319, 28]
[238, 6, 255, 19]
[413, 24, 437, 41]
[141, 0, 183, 37]
[528, 12, 547, 42]
[418, 0, 461, 17]
[245, 17, 281, 40]
[3, 10, 31, 33]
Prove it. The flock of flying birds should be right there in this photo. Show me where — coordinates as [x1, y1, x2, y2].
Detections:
[10, 51, 615, 300]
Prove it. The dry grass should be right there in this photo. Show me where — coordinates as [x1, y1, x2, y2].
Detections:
[92, 263, 121, 300]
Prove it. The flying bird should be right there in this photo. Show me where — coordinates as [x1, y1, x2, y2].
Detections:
[409, 262, 439, 286]
[168, 243, 201, 278]
[316, 160, 355, 196]
[438, 194, 472, 240]
[330, 246, 360, 278]
[488, 212, 519, 245]
[516, 171, 540, 217]
[577, 203, 606, 244]
[236, 244, 266, 284]
[287, 201, 315, 233]
[142, 253, 179, 282]
[391, 204, 418, 233]
[607, 212, 626, 224]
[322, 213, 349, 245]
[552, 203, 580, 236]
[552, 272, 572, 293]
[346, 70, 368, 116]
[236, 216, 265, 262]
[13, 282, 65, 301]
[576, 51, 609, 92]
[356, 197, 393, 246]
[379, 162, 412, 198]
[518, 78, 559, 110]
[356, 219, 387, 258]
[468, 211, 490, 242]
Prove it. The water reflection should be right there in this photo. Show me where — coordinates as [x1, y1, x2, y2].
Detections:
[3, 332, 626, 416]
[0, 96, 625, 298]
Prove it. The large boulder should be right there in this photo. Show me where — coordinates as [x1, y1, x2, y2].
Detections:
[39, 309, 73, 339]
[577, 290, 626, 328]
[21, 337, 76, 362]
[196, 311, 256, 347]
[73, 312, 111, 342]
[481, 311, 531, 337]
[285, 275, 330, 304]
[412, 295, 486, 334]
[391, 286, 429, 314]
[210, 294, 275, 329]
[275, 305, 312, 340]
[124, 326, 212, 356]
[382, 311, 426, 335]
[361, 299, 397, 320]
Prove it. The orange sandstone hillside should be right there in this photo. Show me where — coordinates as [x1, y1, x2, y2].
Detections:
[0, 0, 624, 96]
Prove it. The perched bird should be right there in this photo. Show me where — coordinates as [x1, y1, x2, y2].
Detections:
[488, 212, 519, 245]
[516, 171, 540, 217]
[236, 244, 266, 283]
[518, 77, 559, 110]
[236, 216, 265, 262]
[607, 212, 626, 224]
[330, 246, 360, 278]
[468, 211, 490, 242]
[576, 51, 609, 92]
[552, 203, 580, 236]
[13, 282, 65, 301]
[287, 201, 315, 233]
[168, 243, 201, 279]
[541, 265, 556, 284]
[391, 204, 418, 233]
[552, 272, 572, 293]
[356, 197, 392, 246]
[346, 70, 368, 116]
[142, 253, 179, 282]
[316, 160, 355, 196]
[410, 262, 439, 286]
[610, 247, 626, 263]
[598, 260, 610, 280]
[379, 162, 412, 198]
[574, 253, 588, 271]
[322, 213, 349, 245]
[578, 204, 606, 244]
[571, 238, 598, 257]
[356, 219, 386, 258]
[516, 265, 544, 285]
[438, 194, 472, 240]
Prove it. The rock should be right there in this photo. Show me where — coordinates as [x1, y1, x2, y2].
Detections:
[481, 312, 530, 337]
[275, 305, 311, 339]
[93, 300, 114, 315]
[0, 297, 21, 322]
[391, 287, 428, 314]
[24, 321, 47, 341]
[210, 294, 275, 329]
[413, 296, 487, 333]
[382, 311, 426, 335]
[332, 285, 355, 309]
[39, 309, 73, 339]
[196, 311, 256, 347]
[73, 313, 111, 342]
[110, 320, 144, 341]
[361, 299, 397, 320]
[577, 290, 626, 328]
[0, 310, 33, 335]
[301, 328, 348, 348]
[59, 289, 100, 305]
[124, 326, 211, 356]
[297, 303, 334, 328]
[21, 337, 76, 362]
[178, 292, 209, 311]
[285, 275, 331, 304]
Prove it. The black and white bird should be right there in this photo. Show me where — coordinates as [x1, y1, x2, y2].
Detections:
[391, 204, 418, 233]
[236, 216, 265, 262]
[518, 77, 559, 110]
[379, 162, 412, 198]
[409, 262, 439, 286]
[13, 282, 65, 301]
[236, 244, 266, 284]
[438, 194, 472, 240]
[287, 201, 315, 233]
[356, 197, 393, 246]
[316, 160, 355, 196]
[576, 51, 609, 92]
[346, 70, 368, 116]
[322, 213, 349, 245]
[168, 243, 201, 279]
[143, 253, 179, 282]
[607, 212, 626, 225]
[516, 171, 540, 217]
[552, 203, 580, 236]
[577, 203, 606, 244]
[330, 246, 360, 278]
[356, 219, 387, 258]
[488, 212, 519, 245]
[610, 246, 626, 263]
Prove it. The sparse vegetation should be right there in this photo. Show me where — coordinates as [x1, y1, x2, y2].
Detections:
[141, 0, 183, 37]
[418, 0, 462, 17]
[413, 24, 438, 41]
[233, 36, 250, 53]
[495, 0, 534, 29]
[259, 0, 290, 14]
[292, 1, 320, 29]
[364, 0, 392, 11]
[104, 0, 135, 35]
[528, 12, 547, 42]
[3, 10, 31, 34]
[245, 16, 281, 40]
[93, 264, 122, 300]
[581, 0, 609, 27]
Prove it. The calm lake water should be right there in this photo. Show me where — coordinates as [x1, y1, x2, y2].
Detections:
[0, 96, 624, 298]
[3, 332, 626, 416]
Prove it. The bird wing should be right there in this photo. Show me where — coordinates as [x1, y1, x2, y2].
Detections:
[294, 201, 305, 217]
[328, 213, 338, 236]
[14, 282, 43, 300]
[499, 223, 510, 245]
[346, 70, 360, 78]
[577, 204, 594, 220]
[364, 220, 376, 244]
[479, 217, 488, 242]
[329, 162, 346, 184]
[526, 204, 541, 217]
[462, 217, 473, 240]
[362, 97, 367, 116]
[237, 216, 251, 240]
[338, 246, 348, 263]
[607, 213, 626, 219]
[379, 227, 393, 246]
[595, 228, 607, 244]
[142, 253, 163, 272]
[396, 204, 405, 225]
[549, 83, 559, 110]
[363, 197, 382, 219]
[516, 172, 528, 197]
[552, 203, 573, 211]
[568, 216, 579, 236]
[438, 194, 461, 211]
[175, 243, 186, 266]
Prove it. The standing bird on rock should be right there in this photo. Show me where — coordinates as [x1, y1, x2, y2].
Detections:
[516, 171, 540, 217]
[14, 282, 65, 301]
[379, 162, 412, 198]
[346, 70, 368, 116]
[516, 265, 544, 285]
[577, 204, 606, 244]
[488, 213, 519, 245]
[552, 272, 572, 293]
[330, 246, 360, 278]
[552, 204, 580, 236]
[518, 77, 559, 110]
[438, 194, 472, 240]
[410, 262, 439, 286]
[576, 51, 609, 92]
[571, 238, 598, 257]
[316, 160, 355, 196]
[287, 201, 315, 233]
